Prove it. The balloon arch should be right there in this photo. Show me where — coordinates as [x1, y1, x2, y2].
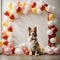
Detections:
[1, 1, 60, 55]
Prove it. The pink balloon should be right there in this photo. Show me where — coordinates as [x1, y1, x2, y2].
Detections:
[54, 47, 60, 54]
[2, 45, 7, 52]
[8, 43, 14, 48]
[47, 49, 54, 54]
[4, 47, 12, 55]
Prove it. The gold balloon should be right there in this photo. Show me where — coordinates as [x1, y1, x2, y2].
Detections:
[0, 40, 3, 47]
[41, 47, 45, 52]
[2, 21, 8, 26]
[49, 13, 55, 20]
[6, 30, 10, 37]
[32, 8, 37, 14]
[56, 37, 60, 43]
[8, 3, 12, 14]
[21, 2, 27, 7]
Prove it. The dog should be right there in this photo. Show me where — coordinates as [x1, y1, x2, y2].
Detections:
[28, 27, 42, 56]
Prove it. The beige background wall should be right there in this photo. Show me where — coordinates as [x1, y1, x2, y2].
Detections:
[1, 0, 60, 47]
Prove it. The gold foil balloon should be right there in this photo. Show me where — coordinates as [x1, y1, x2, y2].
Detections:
[8, 3, 12, 14]
[2, 21, 8, 26]
[49, 13, 55, 20]
[0, 40, 3, 47]
[21, 2, 27, 7]
[32, 8, 37, 14]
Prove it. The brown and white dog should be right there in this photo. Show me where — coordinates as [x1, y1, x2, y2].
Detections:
[28, 27, 42, 56]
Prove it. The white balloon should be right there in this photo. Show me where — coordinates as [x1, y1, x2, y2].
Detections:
[25, 5, 30, 10]
[38, 1, 45, 6]
[2, 26, 7, 31]
[44, 46, 50, 53]
[23, 10, 28, 14]
[3, 17, 8, 21]
[27, 0, 32, 5]
[14, 48, 23, 54]
[0, 47, 2, 54]
[47, 30, 53, 35]
[48, 21, 55, 26]
[37, 9, 42, 14]
[19, 43, 27, 48]
[50, 38, 56, 43]
[47, 5, 55, 12]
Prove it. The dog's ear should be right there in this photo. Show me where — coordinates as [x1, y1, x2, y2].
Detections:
[28, 27, 31, 36]
[34, 27, 37, 32]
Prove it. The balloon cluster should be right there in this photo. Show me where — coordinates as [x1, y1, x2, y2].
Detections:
[45, 45, 60, 55]
[14, 43, 30, 55]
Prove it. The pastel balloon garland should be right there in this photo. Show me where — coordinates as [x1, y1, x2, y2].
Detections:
[1, 0, 60, 55]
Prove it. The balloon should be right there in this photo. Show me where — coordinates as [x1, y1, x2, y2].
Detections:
[2, 21, 8, 26]
[37, 9, 42, 14]
[51, 47, 55, 50]
[48, 21, 55, 26]
[52, 27, 57, 33]
[2, 26, 7, 31]
[48, 25, 55, 29]
[3, 40, 8, 46]
[8, 37, 13, 43]
[4, 47, 12, 55]
[22, 47, 29, 55]
[4, 11, 10, 16]
[47, 48, 54, 54]
[47, 5, 55, 12]
[14, 48, 23, 54]
[21, 2, 27, 7]
[44, 4, 48, 7]
[49, 13, 55, 20]
[19, 43, 27, 48]
[8, 43, 14, 48]
[2, 45, 7, 52]
[23, 10, 28, 14]
[3, 17, 8, 21]
[44, 46, 50, 53]
[16, 7, 22, 13]
[10, 47, 15, 54]
[0, 47, 2, 54]
[48, 33, 56, 39]
[25, 5, 30, 10]
[47, 30, 53, 35]
[8, 3, 12, 11]
[24, 50, 29, 55]
[50, 38, 56, 43]
[30, 2, 36, 8]
[0, 40, 3, 47]
[27, 0, 32, 5]
[32, 8, 37, 14]
[9, 14, 15, 21]
[7, 26, 13, 32]
[2, 34, 8, 40]
[38, 1, 45, 6]
[54, 47, 60, 54]
[40, 5, 46, 11]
